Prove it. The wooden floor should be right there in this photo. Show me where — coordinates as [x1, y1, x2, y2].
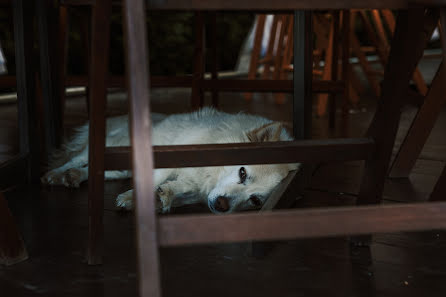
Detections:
[1, 70, 446, 296]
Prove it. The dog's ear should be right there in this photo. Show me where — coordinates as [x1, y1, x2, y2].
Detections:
[246, 122, 286, 142]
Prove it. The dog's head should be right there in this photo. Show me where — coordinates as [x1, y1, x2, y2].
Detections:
[207, 122, 299, 214]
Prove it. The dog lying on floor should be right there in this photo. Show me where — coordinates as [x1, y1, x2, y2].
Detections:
[41, 107, 299, 214]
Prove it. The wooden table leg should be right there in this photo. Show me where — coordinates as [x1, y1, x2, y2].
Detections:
[0, 193, 28, 266]
[13, 0, 41, 183]
[357, 8, 428, 213]
[123, 0, 162, 295]
[293, 10, 313, 139]
[87, 0, 111, 265]
[389, 63, 446, 178]
[430, 165, 446, 201]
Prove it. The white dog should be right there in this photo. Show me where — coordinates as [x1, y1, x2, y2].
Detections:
[42, 108, 299, 213]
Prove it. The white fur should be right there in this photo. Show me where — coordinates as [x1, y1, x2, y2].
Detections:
[42, 108, 299, 213]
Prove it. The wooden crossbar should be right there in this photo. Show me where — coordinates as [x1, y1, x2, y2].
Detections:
[158, 202, 446, 246]
[61, 0, 409, 9]
[104, 137, 375, 170]
[201, 79, 344, 93]
[65, 76, 344, 93]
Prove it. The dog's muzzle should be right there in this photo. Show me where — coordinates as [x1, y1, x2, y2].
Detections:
[213, 196, 230, 213]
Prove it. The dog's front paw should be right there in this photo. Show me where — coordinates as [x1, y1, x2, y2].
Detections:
[116, 190, 134, 210]
[156, 186, 173, 213]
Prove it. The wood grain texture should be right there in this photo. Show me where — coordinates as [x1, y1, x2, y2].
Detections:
[104, 138, 375, 170]
[13, 0, 40, 183]
[123, 0, 162, 295]
[158, 202, 446, 246]
[357, 9, 427, 208]
[86, 0, 111, 265]
[294, 11, 313, 139]
[390, 63, 446, 178]
[36, 0, 62, 152]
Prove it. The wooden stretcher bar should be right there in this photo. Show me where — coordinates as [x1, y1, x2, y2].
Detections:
[104, 137, 375, 170]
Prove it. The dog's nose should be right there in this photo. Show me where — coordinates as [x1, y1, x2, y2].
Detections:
[215, 196, 229, 212]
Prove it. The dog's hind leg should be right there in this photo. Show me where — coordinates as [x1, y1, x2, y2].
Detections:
[41, 149, 89, 187]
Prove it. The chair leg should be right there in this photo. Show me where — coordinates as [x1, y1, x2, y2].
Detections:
[293, 11, 313, 139]
[13, 0, 41, 183]
[79, 7, 91, 114]
[341, 10, 351, 132]
[275, 15, 294, 105]
[123, 0, 162, 296]
[350, 25, 381, 97]
[316, 13, 335, 117]
[87, 0, 111, 265]
[0, 193, 28, 266]
[57, 5, 69, 133]
[329, 11, 340, 129]
[380, 9, 429, 96]
[209, 12, 219, 107]
[191, 12, 205, 109]
[36, 0, 63, 152]
[261, 15, 279, 80]
[245, 15, 266, 101]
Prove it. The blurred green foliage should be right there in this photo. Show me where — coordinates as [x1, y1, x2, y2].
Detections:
[0, 8, 253, 76]
[6, 9, 252, 77]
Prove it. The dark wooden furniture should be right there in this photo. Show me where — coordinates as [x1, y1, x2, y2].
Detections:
[35, 5, 444, 297]
[119, 3, 446, 297]
[0, 0, 41, 188]
[390, 0, 446, 201]
[0, 0, 65, 189]
[0, 192, 28, 266]
[389, 8, 445, 178]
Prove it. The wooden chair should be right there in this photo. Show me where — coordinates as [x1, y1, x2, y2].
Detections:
[245, 12, 350, 129]
[121, 3, 446, 296]
[349, 9, 429, 99]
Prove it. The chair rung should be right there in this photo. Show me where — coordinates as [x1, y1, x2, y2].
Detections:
[104, 137, 375, 170]
[65, 76, 344, 93]
[202, 79, 345, 93]
[158, 202, 446, 246]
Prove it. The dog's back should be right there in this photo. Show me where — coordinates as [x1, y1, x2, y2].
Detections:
[152, 107, 290, 146]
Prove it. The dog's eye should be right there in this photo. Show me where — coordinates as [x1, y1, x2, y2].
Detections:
[249, 195, 262, 207]
[239, 167, 247, 183]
